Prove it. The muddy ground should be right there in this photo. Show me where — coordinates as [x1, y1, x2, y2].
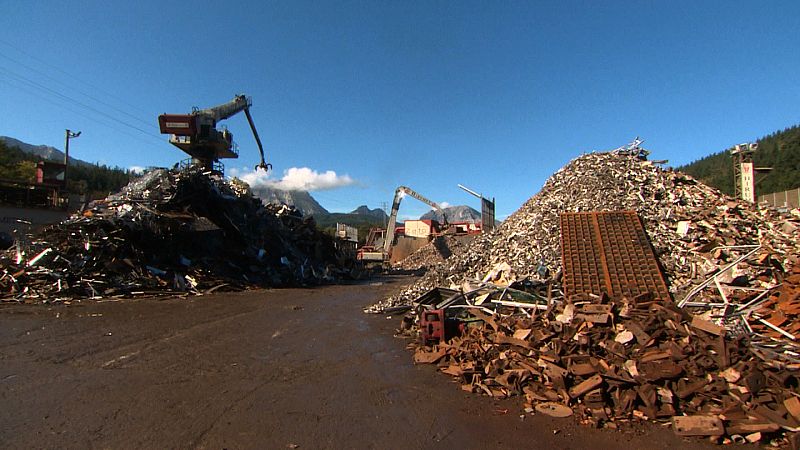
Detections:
[0, 276, 722, 449]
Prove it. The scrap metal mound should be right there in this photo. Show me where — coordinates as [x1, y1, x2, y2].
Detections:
[1, 169, 344, 302]
[373, 148, 800, 443]
[369, 150, 799, 313]
[393, 235, 470, 271]
[409, 268, 800, 443]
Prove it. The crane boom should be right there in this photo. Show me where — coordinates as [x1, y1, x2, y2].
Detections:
[383, 185, 444, 255]
[243, 106, 270, 171]
[197, 95, 251, 122]
[158, 94, 271, 173]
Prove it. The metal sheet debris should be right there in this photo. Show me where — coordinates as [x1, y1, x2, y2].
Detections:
[559, 211, 670, 302]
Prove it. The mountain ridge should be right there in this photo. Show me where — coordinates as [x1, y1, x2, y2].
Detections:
[421, 205, 482, 223]
[0, 136, 93, 167]
[249, 186, 330, 216]
[349, 205, 388, 221]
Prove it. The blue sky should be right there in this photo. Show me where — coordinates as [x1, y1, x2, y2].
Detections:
[1, 1, 798, 220]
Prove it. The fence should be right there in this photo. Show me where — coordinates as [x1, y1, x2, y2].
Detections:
[759, 188, 800, 208]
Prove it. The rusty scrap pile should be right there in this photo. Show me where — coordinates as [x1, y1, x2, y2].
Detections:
[0, 168, 342, 302]
[369, 150, 799, 313]
[755, 267, 800, 339]
[393, 235, 469, 271]
[743, 265, 800, 367]
[412, 291, 800, 443]
[377, 148, 800, 441]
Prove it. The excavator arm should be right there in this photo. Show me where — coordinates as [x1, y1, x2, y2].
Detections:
[243, 107, 271, 172]
[383, 185, 445, 255]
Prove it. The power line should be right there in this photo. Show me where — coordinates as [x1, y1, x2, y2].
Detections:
[0, 39, 153, 118]
[0, 64, 164, 144]
[380, 201, 388, 227]
[0, 72, 167, 149]
[0, 64, 161, 140]
[308, 190, 359, 208]
[0, 50, 156, 131]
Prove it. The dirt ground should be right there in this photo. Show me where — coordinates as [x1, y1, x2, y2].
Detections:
[0, 276, 721, 449]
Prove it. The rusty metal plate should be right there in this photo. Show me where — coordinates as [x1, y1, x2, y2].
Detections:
[560, 211, 671, 302]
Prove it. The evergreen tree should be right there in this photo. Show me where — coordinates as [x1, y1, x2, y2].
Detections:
[678, 124, 800, 196]
[0, 140, 132, 198]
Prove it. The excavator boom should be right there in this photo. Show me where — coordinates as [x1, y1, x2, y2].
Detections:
[383, 185, 444, 255]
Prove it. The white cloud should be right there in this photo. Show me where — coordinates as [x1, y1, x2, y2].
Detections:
[129, 166, 145, 174]
[438, 201, 451, 209]
[229, 166, 355, 192]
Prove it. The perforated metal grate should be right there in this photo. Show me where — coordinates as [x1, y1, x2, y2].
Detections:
[560, 211, 671, 302]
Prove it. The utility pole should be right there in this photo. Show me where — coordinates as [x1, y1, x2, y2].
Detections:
[64, 129, 81, 189]
[380, 201, 389, 229]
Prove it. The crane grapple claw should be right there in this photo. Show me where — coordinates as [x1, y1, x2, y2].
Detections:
[255, 163, 272, 173]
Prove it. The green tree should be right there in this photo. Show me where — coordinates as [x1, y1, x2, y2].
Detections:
[11, 160, 36, 182]
[679, 124, 800, 196]
[0, 140, 132, 198]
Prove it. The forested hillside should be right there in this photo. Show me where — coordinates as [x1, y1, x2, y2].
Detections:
[313, 212, 388, 244]
[678, 125, 800, 196]
[0, 139, 131, 198]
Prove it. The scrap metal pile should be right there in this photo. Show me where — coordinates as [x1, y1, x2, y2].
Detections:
[754, 269, 800, 340]
[376, 146, 800, 443]
[369, 149, 799, 312]
[0, 168, 343, 302]
[410, 283, 800, 444]
[393, 235, 469, 271]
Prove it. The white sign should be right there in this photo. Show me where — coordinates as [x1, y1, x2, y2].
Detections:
[740, 162, 755, 202]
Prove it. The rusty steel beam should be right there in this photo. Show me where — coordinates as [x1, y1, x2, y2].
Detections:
[560, 211, 671, 302]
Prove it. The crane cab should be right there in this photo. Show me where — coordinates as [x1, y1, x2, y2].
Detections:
[158, 113, 239, 164]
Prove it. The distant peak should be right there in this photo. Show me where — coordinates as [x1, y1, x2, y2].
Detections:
[350, 205, 388, 219]
[420, 205, 482, 223]
[248, 185, 329, 216]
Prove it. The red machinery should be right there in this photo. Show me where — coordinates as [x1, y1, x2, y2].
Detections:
[158, 94, 271, 173]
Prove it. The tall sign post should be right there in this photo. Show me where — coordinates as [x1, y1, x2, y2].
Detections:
[64, 129, 81, 189]
[731, 143, 770, 203]
[740, 161, 755, 203]
[458, 184, 496, 232]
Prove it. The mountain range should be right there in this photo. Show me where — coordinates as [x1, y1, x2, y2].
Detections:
[421, 205, 482, 223]
[349, 205, 388, 221]
[250, 186, 329, 216]
[0, 136, 92, 167]
[249, 190, 394, 225]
